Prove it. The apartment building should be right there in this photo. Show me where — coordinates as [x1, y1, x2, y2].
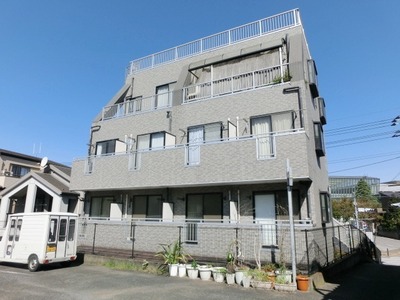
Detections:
[71, 9, 330, 261]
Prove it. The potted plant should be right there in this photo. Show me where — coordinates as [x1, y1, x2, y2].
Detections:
[198, 264, 213, 281]
[212, 267, 226, 283]
[250, 269, 273, 289]
[296, 274, 310, 291]
[274, 275, 297, 292]
[226, 261, 236, 285]
[275, 265, 293, 284]
[155, 240, 186, 277]
[262, 263, 277, 282]
[242, 270, 252, 288]
[186, 259, 199, 279]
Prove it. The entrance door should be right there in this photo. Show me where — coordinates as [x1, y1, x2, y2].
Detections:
[254, 194, 276, 246]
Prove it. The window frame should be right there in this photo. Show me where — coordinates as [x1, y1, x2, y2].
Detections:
[131, 195, 163, 220]
[96, 139, 117, 156]
[314, 122, 325, 157]
[187, 122, 223, 144]
[186, 193, 223, 222]
[320, 193, 331, 223]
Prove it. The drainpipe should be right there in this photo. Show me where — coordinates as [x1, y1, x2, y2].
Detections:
[88, 125, 101, 156]
[283, 87, 303, 129]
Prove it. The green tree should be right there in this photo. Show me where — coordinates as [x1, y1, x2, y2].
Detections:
[332, 198, 354, 221]
[354, 178, 382, 223]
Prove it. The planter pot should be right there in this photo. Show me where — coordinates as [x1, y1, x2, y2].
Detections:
[169, 264, 179, 277]
[198, 267, 212, 281]
[242, 276, 251, 288]
[186, 267, 199, 279]
[275, 270, 293, 284]
[274, 283, 297, 292]
[251, 280, 273, 289]
[226, 273, 235, 285]
[235, 270, 244, 285]
[296, 275, 310, 291]
[212, 267, 226, 283]
[178, 264, 186, 278]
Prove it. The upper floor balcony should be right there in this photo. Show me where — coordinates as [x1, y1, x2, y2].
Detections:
[102, 62, 291, 121]
[71, 129, 309, 191]
[125, 9, 301, 77]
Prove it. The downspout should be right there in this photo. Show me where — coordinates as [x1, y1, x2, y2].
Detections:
[237, 189, 241, 222]
[88, 125, 101, 156]
[283, 87, 303, 129]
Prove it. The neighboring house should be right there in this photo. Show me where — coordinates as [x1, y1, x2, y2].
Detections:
[0, 148, 44, 191]
[71, 9, 331, 263]
[379, 181, 400, 210]
[329, 176, 380, 199]
[0, 150, 83, 237]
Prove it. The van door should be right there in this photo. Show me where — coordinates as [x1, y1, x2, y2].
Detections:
[55, 217, 68, 258]
[65, 218, 76, 257]
[46, 217, 58, 259]
[4, 217, 22, 259]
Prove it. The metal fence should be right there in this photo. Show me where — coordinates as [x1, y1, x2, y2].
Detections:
[77, 219, 380, 274]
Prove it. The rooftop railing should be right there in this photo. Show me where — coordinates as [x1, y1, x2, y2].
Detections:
[125, 9, 300, 77]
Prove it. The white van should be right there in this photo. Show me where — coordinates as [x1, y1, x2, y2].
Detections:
[0, 212, 78, 272]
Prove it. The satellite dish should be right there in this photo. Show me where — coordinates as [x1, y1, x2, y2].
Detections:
[40, 157, 48, 168]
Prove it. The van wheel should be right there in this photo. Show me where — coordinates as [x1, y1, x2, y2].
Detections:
[28, 255, 40, 272]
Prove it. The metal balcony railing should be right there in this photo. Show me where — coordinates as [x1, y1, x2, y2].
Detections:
[125, 9, 301, 76]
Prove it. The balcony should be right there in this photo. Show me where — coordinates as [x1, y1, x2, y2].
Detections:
[125, 9, 301, 76]
[183, 64, 290, 103]
[71, 130, 308, 191]
[101, 90, 173, 121]
[101, 63, 290, 122]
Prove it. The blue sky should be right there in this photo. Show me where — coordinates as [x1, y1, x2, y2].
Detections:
[1, 1, 399, 182]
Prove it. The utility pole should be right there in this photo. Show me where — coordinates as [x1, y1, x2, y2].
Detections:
[286, 159, 296, 282]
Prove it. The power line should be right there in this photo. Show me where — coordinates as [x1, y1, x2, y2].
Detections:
[329, 156, 400, 174]
[329, 150, 400, 164]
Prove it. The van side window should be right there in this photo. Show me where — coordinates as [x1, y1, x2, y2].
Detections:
[68, 220, 76, 241]
[59, 219, 67, 242]
[48, 219, 57, 243]
[8, 219, 16, 241]
[15, 220, 23, 242]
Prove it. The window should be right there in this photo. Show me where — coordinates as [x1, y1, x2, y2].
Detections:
[186, 123, 222, 165]
[275, 190, 300, 220]
[188, 122, 222, 144]
[186, 193, 222, 221]
[320, 193, 331, 223]
[8, 219, 16, 241]
[90, 197, 114, 218]
[68, 220, 76, 241]
[132, 195, 162, 220]
[156, 84, 170, 108]
[11, 164, 30, 177]
[48, 219, 58, 243]
[59, 219, 67, 242]
[314, 123, 325, 157]
[137, 132, 176, 151]
[15, 219, 22, 241]
[317, 97, 327, 125]
[251, 116, 273, 159]
[96, 140, 116, 155]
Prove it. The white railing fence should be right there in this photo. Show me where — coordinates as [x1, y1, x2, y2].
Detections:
[126, 9, 300, 76]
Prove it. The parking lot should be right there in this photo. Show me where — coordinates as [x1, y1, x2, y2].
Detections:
[0, 261, 321, 300]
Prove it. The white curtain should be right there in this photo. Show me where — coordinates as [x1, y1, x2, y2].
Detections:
[272, 112, 292, 132]
[156, 85, 170, 108]
[187, 126, 203, 165]
[252, 116, 273, 158]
